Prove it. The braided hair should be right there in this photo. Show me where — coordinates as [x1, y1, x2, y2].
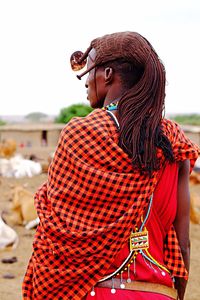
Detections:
[86, 32, 174, 173]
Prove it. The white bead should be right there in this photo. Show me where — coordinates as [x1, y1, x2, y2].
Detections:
[120, 283, 125, 289]
[111, 288, 116, 294]
[127, 278, 131, 283]
[161, 271, 166, 276]
[90, 290, 95, 296]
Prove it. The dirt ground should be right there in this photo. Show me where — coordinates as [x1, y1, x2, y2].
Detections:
[0, 148, 200, 300]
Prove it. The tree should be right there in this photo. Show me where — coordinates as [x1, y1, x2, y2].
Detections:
[0, 119, 6, 125]
[172, 114, 200, 126]
[55, 104, 93, 124]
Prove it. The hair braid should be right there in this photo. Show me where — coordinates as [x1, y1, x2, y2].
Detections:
[89, 32, 174, 173]
[118, 48, 174, 173]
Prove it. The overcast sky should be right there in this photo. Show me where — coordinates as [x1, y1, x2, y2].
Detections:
[0, 0, 199, 116]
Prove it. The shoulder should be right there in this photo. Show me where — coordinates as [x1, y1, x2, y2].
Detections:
[161, 119, 200, 170]
[161, 118, 184, 143]
[59, 109, 117, 143]
[161, 118, 181, 134]
[60, 109, 101, 135]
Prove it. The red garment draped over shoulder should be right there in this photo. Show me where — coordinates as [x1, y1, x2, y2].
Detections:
[22, 109, 200, 300]
[86, 163, 178, 299]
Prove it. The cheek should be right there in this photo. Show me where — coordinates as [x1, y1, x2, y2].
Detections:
[87, 74, 96, 95]
[88, 82, 95, 97]
[95, 73, 106, 100]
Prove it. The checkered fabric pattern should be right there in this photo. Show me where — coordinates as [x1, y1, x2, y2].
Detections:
[22, 109, 199, 299]
[164, 225, 188, 278]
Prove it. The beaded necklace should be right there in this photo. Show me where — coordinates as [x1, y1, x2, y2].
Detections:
[102, 102, 119, 129]
[102, 102, 118, 111]
[90, 109, 171, 295]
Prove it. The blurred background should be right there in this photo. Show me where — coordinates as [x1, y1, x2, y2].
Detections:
[0, 1, 200, 299]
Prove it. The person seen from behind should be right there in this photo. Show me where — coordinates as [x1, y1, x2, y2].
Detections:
[22, 31, 200, 300]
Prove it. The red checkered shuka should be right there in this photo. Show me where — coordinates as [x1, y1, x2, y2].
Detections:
[22, 109, 200, 299]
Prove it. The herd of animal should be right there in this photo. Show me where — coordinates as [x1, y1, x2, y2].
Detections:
[0, 139, 42, 249]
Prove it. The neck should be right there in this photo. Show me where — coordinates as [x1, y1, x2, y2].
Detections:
[103, 84, 125, 107]
[103, 97, 120, 107]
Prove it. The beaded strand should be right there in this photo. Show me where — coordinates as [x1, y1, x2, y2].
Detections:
[102, 102, 118, 111]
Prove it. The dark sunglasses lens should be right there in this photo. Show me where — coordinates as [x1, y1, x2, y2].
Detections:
[70, 51, 87, 71]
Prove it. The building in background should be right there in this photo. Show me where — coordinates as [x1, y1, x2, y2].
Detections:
[0, 123, 200, 149]
[0, 123, 64, 148]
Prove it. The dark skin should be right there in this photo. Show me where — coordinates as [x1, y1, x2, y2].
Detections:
[85, 48, 190, 300]
[85, 48, 123, 112]
[174, 160, 191, 300]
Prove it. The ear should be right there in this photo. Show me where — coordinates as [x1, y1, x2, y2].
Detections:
[104, 67, 114, 84]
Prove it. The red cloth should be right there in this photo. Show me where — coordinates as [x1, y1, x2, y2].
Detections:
[86, 163, 178, 299]
[22, 109, 199, 299]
